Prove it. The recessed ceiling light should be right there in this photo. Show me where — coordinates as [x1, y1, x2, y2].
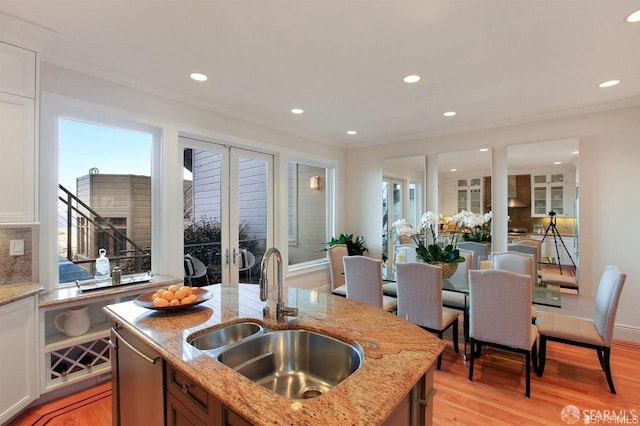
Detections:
[190, 73, 207, 82]
[479, 148, 489, 152]
[554, 161, 562, 165]
[450, 168, 457, 172]
[443, 111, 457, 117]
[346, 130, 357, 135]
[598, 79, 620, 88]
[290, 108, 304, 114]
[572, 150, 579, 155]
[403, 75, 421, 83]
[627, 9, 640, 22]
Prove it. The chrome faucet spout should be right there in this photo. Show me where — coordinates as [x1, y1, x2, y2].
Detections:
[259, 247, 297, 321]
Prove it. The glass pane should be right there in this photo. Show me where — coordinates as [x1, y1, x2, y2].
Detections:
[183, 148, 223, 284]
[533, 175, 547, 184]
[288, 162, 327, 265]
[550, 185, 564, 214]
[392, 183, 402, 224]
[470, 178, 481, 186]
[534, 186, 547, 215]
[58, 119, 152, 284]
[408, 183, 418, 228]
[458, 190, 468, 212]
[469, 188, 481, 213]
[550, 173, 564, 183]
[236, 155, 268, 283]
[457, 178, 468, 187]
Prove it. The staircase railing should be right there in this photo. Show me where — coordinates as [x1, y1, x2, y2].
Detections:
[58, 184, 150, 277]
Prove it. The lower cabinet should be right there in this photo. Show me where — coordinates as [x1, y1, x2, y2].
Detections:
[382, 365, 435, 426]
[0, 295, 38, 424]
[166, 364, 250, 426]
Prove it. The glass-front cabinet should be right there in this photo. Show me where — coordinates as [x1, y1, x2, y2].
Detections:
[531, 173, 565, 217]
[457, 177, 482, 213]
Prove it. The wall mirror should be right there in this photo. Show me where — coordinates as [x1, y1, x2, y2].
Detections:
[437, 147, 492, 220]
[507, 139, 579, 280]
[288, 161, 328, 266]
[382, 156, 426, 273]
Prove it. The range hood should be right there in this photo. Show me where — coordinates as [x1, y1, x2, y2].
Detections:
[508, 175, 527, 208]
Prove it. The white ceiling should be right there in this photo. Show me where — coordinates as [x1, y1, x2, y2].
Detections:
[2, 1, 639, 150]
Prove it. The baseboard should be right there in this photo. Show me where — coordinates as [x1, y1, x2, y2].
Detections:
[615, 324, 640, 344]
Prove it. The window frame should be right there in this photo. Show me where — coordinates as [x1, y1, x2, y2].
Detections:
[39, 93, 163, 292]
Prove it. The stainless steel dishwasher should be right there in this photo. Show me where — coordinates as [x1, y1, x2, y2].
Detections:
[110, 326, 164, 426]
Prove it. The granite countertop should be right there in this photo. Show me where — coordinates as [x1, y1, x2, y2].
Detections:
[0, 282, 43, 307]
[104, 283, 445, 425]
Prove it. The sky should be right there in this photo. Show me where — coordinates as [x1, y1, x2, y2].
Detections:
[58, 118, 152, 191]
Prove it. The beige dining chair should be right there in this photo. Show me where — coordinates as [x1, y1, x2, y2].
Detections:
[442, 248, 473, 311]
[328, 244, 348, 296]
[492, 251, 538, 321]
[396, 262, 459, 370]
[343, 256, 397, 312]
[536, 265, 626, 393]
[513, 238, 542, 267]
[457, 241, 489, 270]
[468, 269, 538, 398]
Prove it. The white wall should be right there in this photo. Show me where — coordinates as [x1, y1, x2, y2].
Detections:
[346, 105, 640, 342]
[39, 62, 344, 289]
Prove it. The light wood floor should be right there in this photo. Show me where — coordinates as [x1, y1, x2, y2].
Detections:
[434, 339, 640, 424]
[9, 340, 640, 425]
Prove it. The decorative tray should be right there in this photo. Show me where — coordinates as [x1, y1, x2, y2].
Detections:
[75, 273, 154, 292]
[134, 287, 212, 311]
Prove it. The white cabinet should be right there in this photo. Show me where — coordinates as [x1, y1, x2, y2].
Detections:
[531, 173, 567, 217]
[0, 41, 37, 223]
[456, 177, 483, 214]
[0, 296, 38, 424]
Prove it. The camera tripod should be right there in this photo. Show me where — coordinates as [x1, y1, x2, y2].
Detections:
[541, 211, 576, 274]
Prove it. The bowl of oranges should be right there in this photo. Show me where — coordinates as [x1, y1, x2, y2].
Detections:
[134, 284, 212, 311]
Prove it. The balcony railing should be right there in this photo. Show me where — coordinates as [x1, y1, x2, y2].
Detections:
[58, 185, 150, 282]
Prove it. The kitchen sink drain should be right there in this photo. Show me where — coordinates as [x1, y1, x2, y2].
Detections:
[301, 387, 323, 399]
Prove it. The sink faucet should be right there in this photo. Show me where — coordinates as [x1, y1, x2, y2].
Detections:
[259, 247, 298, 321]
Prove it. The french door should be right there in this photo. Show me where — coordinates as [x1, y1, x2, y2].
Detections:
[382, 177, 403, 275]
[181, 136, 273, 284]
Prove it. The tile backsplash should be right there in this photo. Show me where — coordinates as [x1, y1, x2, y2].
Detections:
[0, 227, 34, 284]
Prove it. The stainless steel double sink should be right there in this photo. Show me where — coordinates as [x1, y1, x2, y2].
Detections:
[187, 322, 363, 399]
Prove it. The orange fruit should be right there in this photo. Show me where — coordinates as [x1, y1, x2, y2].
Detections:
[168, 284, 180, 293]
[174, 288, 189, 300]
[161, 290, 175, 301]
[153, 298, 169, 307]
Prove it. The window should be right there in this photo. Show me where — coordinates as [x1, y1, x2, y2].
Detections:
[56, 118, 153, 285]
[288, 161, 331, 266]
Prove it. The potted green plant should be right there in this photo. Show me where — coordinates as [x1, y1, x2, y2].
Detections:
[324, 233, 368, 256]
[458, 211, 492, 243]
[393, 212, 464, 279]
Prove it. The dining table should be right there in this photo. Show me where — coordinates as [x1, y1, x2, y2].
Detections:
[382, 271, 562, 357]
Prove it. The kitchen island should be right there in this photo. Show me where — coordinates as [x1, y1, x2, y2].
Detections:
[104, 283, 445, 425]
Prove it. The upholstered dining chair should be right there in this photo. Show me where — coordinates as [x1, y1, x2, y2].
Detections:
[457, 241, 489, 270]
[343, 256, 397, 312]
[492, 251, 538, 321]
[442, 248, 474, 311]
[468, 269, 538, 398]
[328, 244, 348, 296]
[396, 262, 459, 370]
[536, 265, 626, 393]
[513, 238, 542, 267]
